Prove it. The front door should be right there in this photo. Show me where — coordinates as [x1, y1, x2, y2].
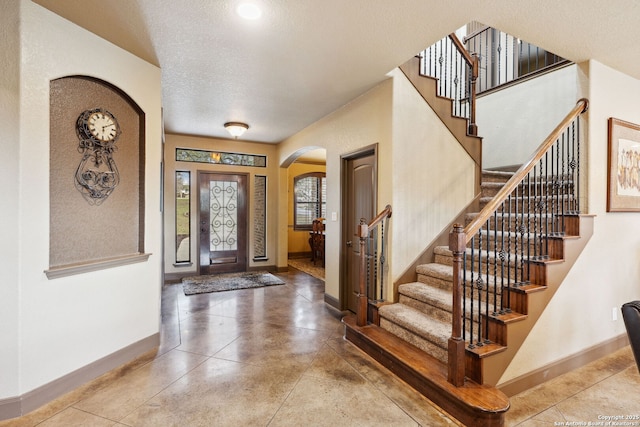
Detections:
[198, 172, 248, 274]
[342, 149, 376, 312]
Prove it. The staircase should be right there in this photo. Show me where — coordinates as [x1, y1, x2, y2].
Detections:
[343, 33, 592, 427]
[378, 171, 515, 366]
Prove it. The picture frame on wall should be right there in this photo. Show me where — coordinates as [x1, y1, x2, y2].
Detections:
[607, 118, 640, 212]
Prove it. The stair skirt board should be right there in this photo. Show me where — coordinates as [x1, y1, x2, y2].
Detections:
[343, 315, 509, 427]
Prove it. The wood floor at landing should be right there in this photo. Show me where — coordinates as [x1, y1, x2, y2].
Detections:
[1, 267, 638, 426]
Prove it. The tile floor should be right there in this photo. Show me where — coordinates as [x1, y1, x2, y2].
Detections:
[1, 268, 639, 426]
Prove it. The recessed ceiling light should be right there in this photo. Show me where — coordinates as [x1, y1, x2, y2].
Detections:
[236, 3, 262, 20]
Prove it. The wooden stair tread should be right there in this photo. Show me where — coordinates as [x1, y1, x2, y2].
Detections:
[511, 283, 547, 293]
[343, 315, 509, 427]
[466, 342, 508, 359]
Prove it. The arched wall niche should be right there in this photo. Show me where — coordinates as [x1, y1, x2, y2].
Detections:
[48, 75, 147, 276]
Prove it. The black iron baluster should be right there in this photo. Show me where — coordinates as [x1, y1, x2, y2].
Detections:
[493, 209, 499, 316]
[544, 153, 549, 257]
[477, 226, 484, 347]
[505, 194, 512, 313]
[552, 139, 557, 236]
[485, 218, 491, 344]
[498, 199, 506, 314]
[532, 165, 538, 259]
[462, 252, 468, 342]
[521, 173, 526, 284]
[560, 132, 569, 232]
[468, 235, 476, 348]
[576, 118, 581, 213]
[379, 220, 385, 300]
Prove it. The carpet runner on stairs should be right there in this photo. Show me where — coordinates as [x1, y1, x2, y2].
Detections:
[378, 169, 521, 366]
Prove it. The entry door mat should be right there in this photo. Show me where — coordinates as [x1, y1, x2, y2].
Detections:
[182, 271, 285, 295]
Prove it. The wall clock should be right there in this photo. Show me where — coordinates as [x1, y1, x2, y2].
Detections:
[74, 108, 122, 204]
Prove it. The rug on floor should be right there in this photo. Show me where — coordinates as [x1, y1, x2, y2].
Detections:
[182, 271, 285, 295]
[287, 257, 325, 281]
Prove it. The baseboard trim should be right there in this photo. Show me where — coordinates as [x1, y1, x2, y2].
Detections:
[324, 293, 342, 311]
[0, 333, 159, 421]
[498, 333, 629, 397]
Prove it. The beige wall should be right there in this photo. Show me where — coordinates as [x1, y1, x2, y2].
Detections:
[287, 163, 327, 255]
[1, 0, 162, 400]
[278, 78, 394, 301]
[163, 134, 280, 277]
[389, 69, 476, 281]
[499, 60, 640, 385]
[278, 70, 476, 304]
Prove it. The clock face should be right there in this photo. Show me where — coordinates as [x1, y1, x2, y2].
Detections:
[88, 111, 118, 142]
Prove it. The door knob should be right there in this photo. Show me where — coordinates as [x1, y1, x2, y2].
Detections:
[346, 241, 352, 247]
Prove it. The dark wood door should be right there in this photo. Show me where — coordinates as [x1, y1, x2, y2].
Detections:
[343, 151, 376, 312]
[199, 172, 248, 274]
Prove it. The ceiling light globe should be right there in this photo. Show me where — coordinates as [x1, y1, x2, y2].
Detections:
[224, 122, 249, 138]
[236, 3, 262, 20]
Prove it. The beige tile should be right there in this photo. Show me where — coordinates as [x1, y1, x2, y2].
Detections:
[174, 312, 245, 356]
[555, 365, 640, 422]
[507, 347, 639, 426]
[269, 374, 419, 426]
[512, 406, 566, 426]
[0, 349, 160, 427]
[73, 349, 207, 421]
[213, 321, 329, 366]
[36, 407, 116, 427]
[304, 343, 368, 384]
[120, 357, 305, 426]
[323, 337, 460, 426]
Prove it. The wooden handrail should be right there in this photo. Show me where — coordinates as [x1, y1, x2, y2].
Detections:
[463, 98, 588, 241]
[448, 34, 474, 66]
[462, 25, 491, 44]
[362, 204, 392, 235]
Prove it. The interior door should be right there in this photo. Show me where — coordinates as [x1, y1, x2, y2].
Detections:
[343, 151, 376, 313]
[199, 172, 248, 274]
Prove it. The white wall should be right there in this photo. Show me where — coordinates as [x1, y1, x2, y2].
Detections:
[0, 0, 21, 399]
[478, 65, 578, 169]
[0, 0, 162, 398]
[499, 60, 640, 384]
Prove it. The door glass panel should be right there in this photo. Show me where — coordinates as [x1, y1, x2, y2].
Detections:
[175, 171, 191, 263]
[209, 180, 238, 252]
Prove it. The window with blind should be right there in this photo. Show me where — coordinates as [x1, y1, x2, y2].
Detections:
[294, 172, 326, 230]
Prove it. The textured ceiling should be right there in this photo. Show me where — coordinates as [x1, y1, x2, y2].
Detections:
[34, 0, 640, 145]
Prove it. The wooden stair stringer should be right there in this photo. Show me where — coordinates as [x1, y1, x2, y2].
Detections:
[480, 214, 595, 387]
[398, 56, 482, 167]
[343, 315, 509, 427]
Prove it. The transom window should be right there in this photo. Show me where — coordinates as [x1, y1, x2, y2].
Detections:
[294, 172, 326, 230]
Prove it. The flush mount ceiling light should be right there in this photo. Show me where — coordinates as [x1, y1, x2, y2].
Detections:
[236, 3, 262, 20]
[224, 122, 249, 138]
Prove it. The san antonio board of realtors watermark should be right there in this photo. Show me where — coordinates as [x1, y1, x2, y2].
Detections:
[554, 415, 640, 426]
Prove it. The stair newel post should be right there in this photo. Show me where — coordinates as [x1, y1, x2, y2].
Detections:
[357, 219, 369, 327]
[448, 223, 467, 386]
